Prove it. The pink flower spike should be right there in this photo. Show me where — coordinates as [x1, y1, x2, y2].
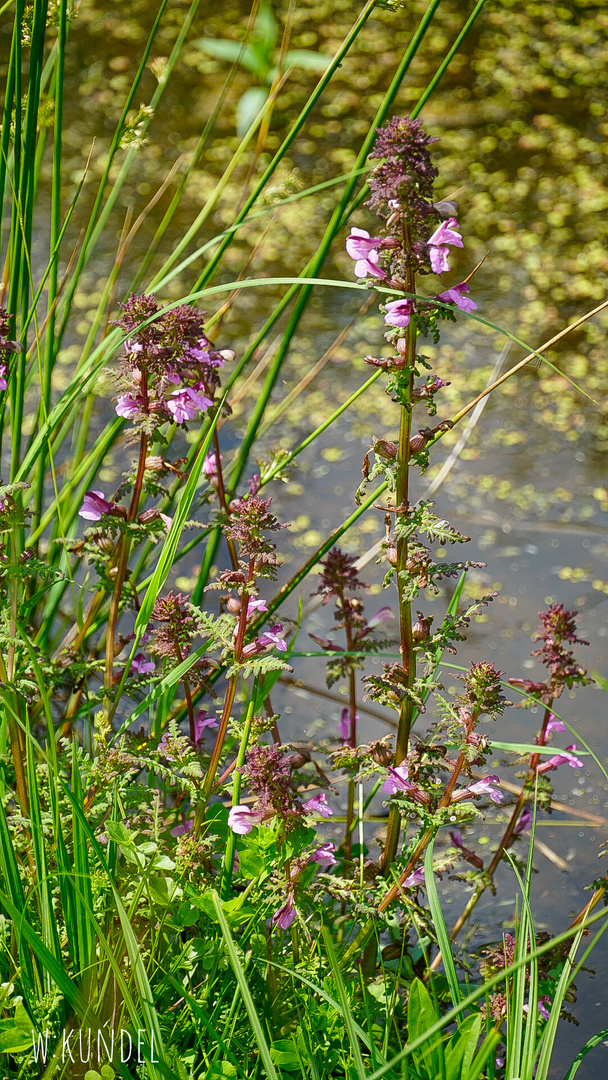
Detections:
[384, 298, 416, 328]
[78, 490, 115, 521]
[303, 793, 333, 818]
[383, 765, 415, 795]
[246, 597, 268, 618]
[436, 281, 477, 313]
[545, 714, 566, 734]
[345, 227, 383, 261]
[227, 805, 264, 835]
[309, 842, 338, 869]
[272, 895, 296, 930]
[131, 653, 156, 675]
[339, 707, 358, 741]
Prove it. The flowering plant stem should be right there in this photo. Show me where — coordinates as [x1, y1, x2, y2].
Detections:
[104, 426, 148, 711]
[199, 562, 253, 819]
[380, 254, 416, 875]
[433, 700, 556, 958]
[222, 690, 256, 896]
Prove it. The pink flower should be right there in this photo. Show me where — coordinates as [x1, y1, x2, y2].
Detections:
[203, 453, 220, 477]
[171, 818, 193, 837]
[453, 775, 503, 804]
[115, 393, 141, 418]
[309, 842, 337, 868]
[354, 252, 388, 280]
[427, 217, 463, 274]
[272, 894, 296, 930]
[401, 866, 425, 889]
[545, 714, 566, 734]
[246, 597, 268, 617]
[383, 765, 415, 795]
[303, 793, 333, 818]
[338, 707, 358, 741]
[167, 385, 213, 424]
[538, 745, 584, 773]
[436, 281, 477, 313]
[131, 653, 156, 675]
[366, 606, 394, 628]
[514, 806, 533, 835]
[537, 997, 551, 1021]
[384, 298, 416, 328]
[194, 710, 218, 743]
[227, 805, 264, 835]
[0, 365, 6, 391]
[346, 228, 383, 260]
[78, 490, 115, 521]
[258, 624, 287, 651]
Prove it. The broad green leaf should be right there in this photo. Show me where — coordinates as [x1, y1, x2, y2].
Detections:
[236, 86, 269, 136]
[407, 980, 445, 1080]
[284, 49, 331, 71]
[192, 38, 261, 76]
[444, 1014, 481, 1080]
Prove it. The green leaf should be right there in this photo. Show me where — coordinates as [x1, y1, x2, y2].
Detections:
[424, 838, 461, 1008]
[408, 980, 445, 1080]
[284, 49, 331, 71]
[444, 1014, 480, 1080]
[211, 891, 280, 1080]
[270, 1039, 301, 1070]
[563, 1028, 608, 1080]
[192, 37, 257, 71]
[236, 86, 269, 137]
[105, 820, 132, 845]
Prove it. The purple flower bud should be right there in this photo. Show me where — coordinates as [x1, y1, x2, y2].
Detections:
[227, 804, 265, 834]
[537, 996, 551, 1021]
[272, 894, 296, 930]
[309, 842, 338, 868]
[0, 365, 7, 391]
[131, 653, 156, 675]
[78, 490, 116, 521]
[303, 793, 333, 818]
[514, 806, 533, 835]
[338, 707, 358, 740]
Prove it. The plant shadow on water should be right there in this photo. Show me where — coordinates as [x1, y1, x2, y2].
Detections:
[1, 0, 608, 1077]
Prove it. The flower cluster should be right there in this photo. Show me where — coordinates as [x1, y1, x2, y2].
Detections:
[225, 495, 287, 578]
[111, 293, 234, 438]
[344, 115, 476, 334]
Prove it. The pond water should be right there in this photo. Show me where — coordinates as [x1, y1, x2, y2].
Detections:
[9, 0, 608, 1070]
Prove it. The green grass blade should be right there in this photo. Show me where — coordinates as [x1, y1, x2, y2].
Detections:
[211, 890, 280, 1080]
[322, 926, 367, 1080]
[563, 1029, 608, 1080]
[424, 837, 460, 1007]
